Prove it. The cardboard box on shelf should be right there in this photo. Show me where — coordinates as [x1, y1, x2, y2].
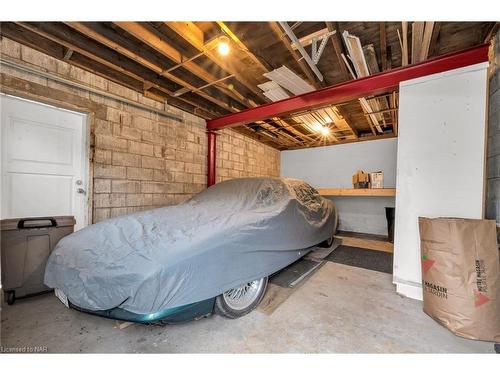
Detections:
[369, 171, 384, 188]
[352, 170, 370, 189]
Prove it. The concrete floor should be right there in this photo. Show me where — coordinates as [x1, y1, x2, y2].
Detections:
[0, 262, 494, 353]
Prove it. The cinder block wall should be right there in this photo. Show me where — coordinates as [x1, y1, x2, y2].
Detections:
[0, 37, 280, 223]
[216, 129, 280, 182]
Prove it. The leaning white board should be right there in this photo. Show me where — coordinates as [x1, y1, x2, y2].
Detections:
[393, 62, 488, 300]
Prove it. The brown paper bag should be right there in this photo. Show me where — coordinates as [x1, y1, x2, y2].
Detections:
[418, 217, 500, 342]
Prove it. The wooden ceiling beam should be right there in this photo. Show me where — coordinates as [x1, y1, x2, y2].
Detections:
[114, 22, 251, 109]
[1, 25, 214, 119]
[165, 21, 267, 102]
[216, 21, 273, 72]
[65, 22, 237, 114]
[165, 22, 262, 107]
[14, 22, 220, 118]
[210, 22, 317, 145]
[268, 21, 322, 89]
[166, 22, 311, 146]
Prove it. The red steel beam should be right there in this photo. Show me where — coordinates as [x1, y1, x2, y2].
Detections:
[207, 44, 489, 130]
[207, 130, 217, 187]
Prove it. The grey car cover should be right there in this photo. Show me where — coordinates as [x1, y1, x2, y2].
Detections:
[45, 177, 337, 314]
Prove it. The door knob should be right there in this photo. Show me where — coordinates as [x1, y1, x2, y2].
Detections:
[77, 188, 86, 195]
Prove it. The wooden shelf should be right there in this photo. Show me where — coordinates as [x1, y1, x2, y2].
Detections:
[335, 231, 393, 253]
[317, 188, 396, 197]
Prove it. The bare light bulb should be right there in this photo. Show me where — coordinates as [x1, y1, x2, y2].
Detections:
[320, 127, 330, 136]
[218, 37, 230, 56]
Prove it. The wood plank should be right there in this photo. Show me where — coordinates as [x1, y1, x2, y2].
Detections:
[268, 21, 321, 89]
[325, 22, 350, 81]
[363, 44, 380, 74]
[317, 188, 396, 197]
[335, 231, 393, 253]
[419, 22, 435, 62]
[411, 22, 425, 63]
[379, 22, 387, 71]
[257, 283, 295, 315]
[401, 22, 409, 66]
[291, 27, 330, 49]
[429, 22, 442, 57]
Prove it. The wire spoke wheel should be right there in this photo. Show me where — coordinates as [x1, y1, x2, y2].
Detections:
[215, 277, 268, 318]
[222, 278, 266, 310]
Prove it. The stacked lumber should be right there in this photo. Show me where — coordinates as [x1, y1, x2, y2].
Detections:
[398, 22, 435, 65]
[342, 31, 385, 134]
[259, 66, 358, 142]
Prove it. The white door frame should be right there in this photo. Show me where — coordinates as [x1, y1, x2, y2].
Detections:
[0, 93, 91, 229]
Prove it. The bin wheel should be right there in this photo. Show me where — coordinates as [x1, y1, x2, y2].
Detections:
[6, 291, 15, 305]
[495, 343, 500, 354]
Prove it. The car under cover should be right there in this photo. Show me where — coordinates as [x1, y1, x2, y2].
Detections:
[44, 177, 336, 315]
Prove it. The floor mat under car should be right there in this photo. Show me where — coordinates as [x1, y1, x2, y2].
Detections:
[325, 245, 393, 274]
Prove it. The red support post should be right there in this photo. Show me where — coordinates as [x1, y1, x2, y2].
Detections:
[207, 130, 217, 187]
[206, 44, 489, 130]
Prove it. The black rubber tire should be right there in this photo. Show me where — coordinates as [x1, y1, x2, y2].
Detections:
[215, 277, 268, 319]
[6, 291, 15, 305]
[318, 235, 334, 248]
[318, 210, 339, 248]
[494, 343, 500, 354]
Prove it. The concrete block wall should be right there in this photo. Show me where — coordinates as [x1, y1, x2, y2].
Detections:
[216, 129, 280, 182]
[487, 31, 500, 236]
[0, 37, 280, 223]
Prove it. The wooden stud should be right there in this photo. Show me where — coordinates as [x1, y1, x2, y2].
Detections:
[380, 22, 387, 71]
[411, 22, 425, 64]
[420, 22, 435, 62]
[401, 22, 409, 66]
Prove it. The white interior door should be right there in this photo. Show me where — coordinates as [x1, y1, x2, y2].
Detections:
[1, 95, 88, 230]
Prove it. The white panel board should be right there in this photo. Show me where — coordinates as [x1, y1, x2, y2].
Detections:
[393, 63, 488, 300]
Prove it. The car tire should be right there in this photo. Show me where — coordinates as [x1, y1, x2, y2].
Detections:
[215, 277, 268, 319]
[318, 210, 339, 248]
[5, 291, 15, 305]
[318, 235, 335, 248]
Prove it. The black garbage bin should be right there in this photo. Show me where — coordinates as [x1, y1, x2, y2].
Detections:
[385, 207, 395, 242]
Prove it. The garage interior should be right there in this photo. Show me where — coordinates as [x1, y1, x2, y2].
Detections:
[0, 19, 499, 354]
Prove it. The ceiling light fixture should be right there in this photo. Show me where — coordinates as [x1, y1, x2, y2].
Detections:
[218, 36, 230, 56]
[320, 127, 330, 136]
